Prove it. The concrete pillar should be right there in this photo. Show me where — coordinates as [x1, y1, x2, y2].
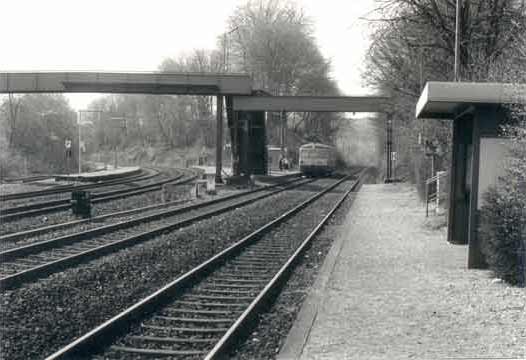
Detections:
[233, 110, 267, 176]
[447, 113, 473, 245]
[215, 95, 223, 183]
[467, 111, 484, 269]
[231, 111, 241, 177]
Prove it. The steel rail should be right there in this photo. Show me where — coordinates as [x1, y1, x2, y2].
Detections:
[2, 174, 54, 183]
[0, 167, 157, 202]
[0, 174, 184, 218]
[0, 168, 171, 214]
[43, 171, 365, 360]
[0, 175, 302, 243]
[0, 176, 304, 255]
[205, 169, 367, 359]
[0, 177, 310, 289]
[0, 171, 198, 222]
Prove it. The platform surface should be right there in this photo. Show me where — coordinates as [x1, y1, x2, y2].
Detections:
[54, 166, 140, 181]
[192, 165, 299, 178]
[278, 183, 525, 360]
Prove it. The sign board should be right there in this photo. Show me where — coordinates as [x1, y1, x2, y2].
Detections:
[65, 138, 73, 158]
[477, 137, 512, 209]
[391, 151, 397, 161]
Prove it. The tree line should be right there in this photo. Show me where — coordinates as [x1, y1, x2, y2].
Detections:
[1, 0, 351, 178]
[364, 0, 526, 187]
[0, 94, 78, 176]
[364, 0, 525, 284]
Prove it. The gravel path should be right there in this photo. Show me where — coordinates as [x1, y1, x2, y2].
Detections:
[296, 183, 525, 359]
[0, 179, 334, 359]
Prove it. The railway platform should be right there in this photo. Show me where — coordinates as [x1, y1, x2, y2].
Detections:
[192, 165, 299, 178]
[278, 183, 525, 360]
[54, 166, 141, 182]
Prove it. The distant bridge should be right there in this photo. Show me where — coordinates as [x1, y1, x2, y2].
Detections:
[0, 72, 253, 95]
[0, 71, 392, 179]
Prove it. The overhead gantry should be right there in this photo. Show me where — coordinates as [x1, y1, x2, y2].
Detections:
[0, 72, 252, 95]
[0, 71, 392, 180]
[0, 71, 252, 182]
[231, 94, 393, 178]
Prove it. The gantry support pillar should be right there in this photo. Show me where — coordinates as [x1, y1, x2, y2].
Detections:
[229, 109, 267, 177]
[215, 95, 224, 184]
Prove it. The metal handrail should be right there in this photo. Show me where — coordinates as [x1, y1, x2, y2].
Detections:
[425, 171, 448, 217]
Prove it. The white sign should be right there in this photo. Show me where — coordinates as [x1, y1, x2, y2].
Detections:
[391, 151, 397, 161]
[65, 139, 72, 149]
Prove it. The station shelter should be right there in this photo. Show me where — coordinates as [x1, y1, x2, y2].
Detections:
[416, 82, 526, 269]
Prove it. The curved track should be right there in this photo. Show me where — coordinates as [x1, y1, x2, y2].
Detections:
[0, 168, 155, 202]
[0, 177, 309, 289]
[44, 170, 367, 360]
[0, 168, 198, 222]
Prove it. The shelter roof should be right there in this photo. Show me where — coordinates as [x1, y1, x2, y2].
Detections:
[416, 82, 526, 119]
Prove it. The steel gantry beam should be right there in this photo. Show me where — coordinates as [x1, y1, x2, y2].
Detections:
[232, 95, 391, 112]
[0, 72, 252, 95]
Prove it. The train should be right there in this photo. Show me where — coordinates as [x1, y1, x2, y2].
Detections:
[298, 142, 337, 176]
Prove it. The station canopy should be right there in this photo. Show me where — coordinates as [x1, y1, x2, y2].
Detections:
[416, 82, 526, 119]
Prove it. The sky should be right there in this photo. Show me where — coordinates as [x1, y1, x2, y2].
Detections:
[0, 0, 378, 110]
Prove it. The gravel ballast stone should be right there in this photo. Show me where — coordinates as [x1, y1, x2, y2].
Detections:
[0, 179, 336, 359]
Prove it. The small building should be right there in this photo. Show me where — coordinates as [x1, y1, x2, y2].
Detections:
[416, 81, 526, 269]
[268, 146, 287, 171]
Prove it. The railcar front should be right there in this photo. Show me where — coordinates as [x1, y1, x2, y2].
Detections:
[299, 143, 336, 176]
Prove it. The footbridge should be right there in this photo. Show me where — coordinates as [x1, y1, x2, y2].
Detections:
[0, 71, 392, 180]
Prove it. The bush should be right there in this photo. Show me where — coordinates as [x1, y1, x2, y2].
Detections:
[479, 186, 526, 286]
[0, 147, 25, 179]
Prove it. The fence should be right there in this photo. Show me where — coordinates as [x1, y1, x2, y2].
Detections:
[425, 171, 448, 217]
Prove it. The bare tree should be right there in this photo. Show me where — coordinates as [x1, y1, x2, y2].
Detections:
[227, 0, 343, 148]
[2, 94, 22, 149]
[363, 0, 526, 189]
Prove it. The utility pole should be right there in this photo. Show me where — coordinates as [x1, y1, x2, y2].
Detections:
[110, 114, 127, 169]
[280, 110, 286, 154]
[223, 26, 239, 73]
[78, 111, 82, 174]
[215, 95, 224, 183]
[386, 115, 393, 182]
[454, 0, 462, 81]
[78, 110, 101, 174]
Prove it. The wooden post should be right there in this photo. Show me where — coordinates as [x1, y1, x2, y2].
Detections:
[215, 95, 223, 183]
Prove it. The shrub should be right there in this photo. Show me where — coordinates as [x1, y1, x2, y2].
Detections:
[479, 186, 525, 286]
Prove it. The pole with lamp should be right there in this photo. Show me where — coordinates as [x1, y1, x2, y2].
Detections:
[110, 114, 127, 169]
[454, 0, 462, 82]
[77, 110, 101, 174]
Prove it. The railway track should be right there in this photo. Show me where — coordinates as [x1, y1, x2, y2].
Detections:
[44, 170, 366, 360]
[1, 174, 54, 183]
[0, 169, 197, 222]
[0, 167, 155, 202]
[0, 177, 310, 289]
